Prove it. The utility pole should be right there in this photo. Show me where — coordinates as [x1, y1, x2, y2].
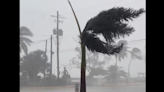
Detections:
[44, 40, 47, 78]
[51, 11, 65, 80]
[56, 11, 60, 80]
[50, 35, 53, 76]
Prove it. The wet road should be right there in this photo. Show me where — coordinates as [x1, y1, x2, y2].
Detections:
[20, 85, 145, 92]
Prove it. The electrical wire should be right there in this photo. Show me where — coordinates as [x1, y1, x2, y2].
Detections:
[30, 38, 50, 45]
[62, 0, 118, 15]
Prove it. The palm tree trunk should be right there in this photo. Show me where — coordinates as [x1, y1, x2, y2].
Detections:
[128, 56, 132, 78]
[67, 1, 86, 92]
[67, 0, 82, 35]
[115, 55, 118, 66]
[80, 44, 86, 92]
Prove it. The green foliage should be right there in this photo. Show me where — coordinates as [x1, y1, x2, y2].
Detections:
[81, 7, 145, 55]
[20, 50, 50, 81]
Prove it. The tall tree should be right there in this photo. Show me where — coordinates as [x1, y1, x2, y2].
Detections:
[67, 0, 145, 91]
[104, 64, 128, 84]
[128, 48, 143, 78]
[20, 26, 33, 55]
[115, 40, 129, 65]
[20, 50, 50, 82]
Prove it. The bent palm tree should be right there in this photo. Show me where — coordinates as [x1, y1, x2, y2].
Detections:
[67, 1, 145, 92]
[115, 40, 129, 65]
[20, 26, 33, 55]
[128, 48, 143, 78]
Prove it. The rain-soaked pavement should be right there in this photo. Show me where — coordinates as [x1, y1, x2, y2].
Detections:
[20, 84, 145, 92]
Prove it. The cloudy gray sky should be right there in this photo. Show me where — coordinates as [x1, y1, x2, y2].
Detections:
[20, 0, 146, 78]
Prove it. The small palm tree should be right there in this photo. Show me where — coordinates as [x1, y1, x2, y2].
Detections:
[104, 64, 128, 84]
[20, 26, 33, 55]
[115, 40, 129, 65]
[128, 48, 143, 78]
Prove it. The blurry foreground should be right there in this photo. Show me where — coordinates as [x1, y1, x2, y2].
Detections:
[20, 84, 145, 92]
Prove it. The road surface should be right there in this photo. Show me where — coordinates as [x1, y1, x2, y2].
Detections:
[20, 85, 145, 92]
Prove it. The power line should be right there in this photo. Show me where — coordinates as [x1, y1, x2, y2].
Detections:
[128, 41, 145, 45]
[129, 39, 145, 43]
[33, 34, 50, 37]
[30, 41, 47, 45]
[30, 38, 50, 45]
[32, 39, 49, 43]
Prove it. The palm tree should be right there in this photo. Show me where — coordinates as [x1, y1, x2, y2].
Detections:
[128, 48, 143, 78]
[67, 1, 145, 92]
[104, 64, 128, 84]
[115, 40, 129, 65]
[20, 26, 33, 55]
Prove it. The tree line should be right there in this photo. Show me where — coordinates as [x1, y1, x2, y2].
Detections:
[20, 27, 71, 87]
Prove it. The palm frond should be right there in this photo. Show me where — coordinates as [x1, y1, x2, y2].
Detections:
[20, 37, 32, 45]
[118, 46, 129, 61]
[130, 48, 143, 60]
[115, 40, 129, 61]
[117, 66, 123, 71]
[132, 48, 141, 53]
[81, 32, 108, 54]
[81, 7, 145, 55]
[132, 54, 143, 60]
[20, 26, 33, 37]
[83, 7, 145, 39]
[20, 42, 28, 55]
[119, 70, 128, 78]
[117, 40, 128, 46]
[105, 64, 128, 82]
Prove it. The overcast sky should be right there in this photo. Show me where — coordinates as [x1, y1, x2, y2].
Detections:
[20, 0, 146, 78]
